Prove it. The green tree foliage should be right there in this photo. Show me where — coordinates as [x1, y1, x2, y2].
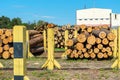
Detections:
[0, 16, 11, 28]
[11, 17, 22, 26]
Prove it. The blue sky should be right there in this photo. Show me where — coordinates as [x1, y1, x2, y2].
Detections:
[0, 0, 120, 25]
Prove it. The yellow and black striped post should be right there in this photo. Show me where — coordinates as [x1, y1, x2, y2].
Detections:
[13, 26, 29, 80]
[61, 29, 68, 58]
[26, 30, 34, 58]
[42, 28, 61, 70]
[111, 27, 120, 69]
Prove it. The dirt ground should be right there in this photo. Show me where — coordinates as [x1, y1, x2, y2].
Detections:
[0, 53, 120, 80]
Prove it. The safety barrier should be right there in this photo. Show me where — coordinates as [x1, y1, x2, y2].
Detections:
[12, 26, 29, 80]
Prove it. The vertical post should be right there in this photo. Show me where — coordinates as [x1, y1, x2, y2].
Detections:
[43, 30, 47, 53]
[111, 29, 117, 58]
[13, 26, 29, 80]
[61, 30, 68, 58]
[118, 27, 120, 68]
[0, 62, 3, 68]
[42, 28, 61, 70]
[74, 30, 78, 38]
[65, 30, 69, 50]
[111, 27, 120, 69]
[26, 30, 34, 58]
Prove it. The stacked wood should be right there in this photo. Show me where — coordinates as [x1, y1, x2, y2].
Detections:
[29, 30, 44, 56]
[0, 29, 44, 59]
[0, 29, 13, 59]
[66, 25, 116, 60]
[54, 25, 75, 48]
[54, 27, 65, 48]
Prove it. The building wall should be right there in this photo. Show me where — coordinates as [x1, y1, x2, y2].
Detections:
[76, 8, 120, 27]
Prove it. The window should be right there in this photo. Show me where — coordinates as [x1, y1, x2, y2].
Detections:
[106, 18, 109, 20]
[115, 14, 117, 19]
[79, 19, 82, 21]
[90, 19, 93, 20]
[100, 18, 104, 20]
[95, 18, 98, 20]
[84, 19, 87, 20]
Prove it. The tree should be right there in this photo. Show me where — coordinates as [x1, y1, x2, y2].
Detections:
[11, 17, 22, 27]
[0, 16, 11, 28]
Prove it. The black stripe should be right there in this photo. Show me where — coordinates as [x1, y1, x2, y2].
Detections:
[14, 76, 24, 80]
[14, 42, 23, 58]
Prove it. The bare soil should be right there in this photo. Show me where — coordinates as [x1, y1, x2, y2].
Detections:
[0, 52, 120, 80]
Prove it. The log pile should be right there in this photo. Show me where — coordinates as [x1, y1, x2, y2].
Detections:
[0, 29, 44, 59]
[54, 25, 75, 48]
[65, 25, 116, 59]
[54, 27, 65, 48]
[29, 30, 44, 56]
[0, 29, 13, 59]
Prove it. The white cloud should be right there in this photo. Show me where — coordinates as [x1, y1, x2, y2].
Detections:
[41, 16, 55, 19]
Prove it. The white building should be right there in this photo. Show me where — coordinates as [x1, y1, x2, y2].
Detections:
[76, 8, 120, 27]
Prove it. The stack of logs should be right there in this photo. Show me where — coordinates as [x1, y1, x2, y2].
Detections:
[0, 29, 44, 59]
[54, 25, 75, 48]
[29, 30, 44, 56]
[66, 25, 116, 59]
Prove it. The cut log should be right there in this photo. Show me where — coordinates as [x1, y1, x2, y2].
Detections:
[29, 30, 40, 36]
[92, 30, 106, 39]
[9, 47, 14, 55]
[29, 35, 43, 46]
[87, 27, 92, 33]
[5, 29, 12, 37]
[101, 48, 106, 53]
[102, 38, 109, 45]
[107, 52, 112, 57]
[82, 48, 87, 53]
[106, 47, 111, 52]
[80, 25, 86, 31]
[86, 44, 92, 49]
[0, 29, 5, 35]
[68, 34, 73, 39]
[96, 38, 101, 44]
[94, 48, 99, 54]
[3, 38, 9, 44]
[76, 43, 84, 50]
[30, 34, 42, 39]
[97, 52, 104, 59]
[84, 52, 90, 58]
[109, 41, 114, 47]
[97, 44, 103, 49]
[103, 53, 108, 58]
[87, 35, 96, 45]
[88, 49, 93, 53]
[66, 38, 77, 47]
[77, 50, 82, 55]
[0, 47, 3, 54]
[2, 51, 10, 59]
[30, 47, 44, 54]
[3, 44, 9, 51]
[1, 34, 6, 40]
[65, 49, 72, 55]
[79, 54, 84, 59]
[8, 35, 13, 43]
[77, 33, 86, 43]
[90, 53, 96, 59]
[107, 32, 116, 41]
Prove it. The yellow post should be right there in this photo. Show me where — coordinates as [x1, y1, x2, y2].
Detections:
[0, 62, 3, 68]
[111, 29, 118, 58]
[43, 30, 47, 53]
[26, 30, 34, 58]
[74, 30, 78, 38]
[61, 30, 68, 58]
[12, 26, 29, 80]
[42, 28, 61, 70]
[111, 27, 120, 69]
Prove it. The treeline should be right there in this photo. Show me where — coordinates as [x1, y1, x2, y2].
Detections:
[0, 16, 57, 30]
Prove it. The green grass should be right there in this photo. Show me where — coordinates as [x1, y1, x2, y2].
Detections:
[54, 48, 65, 52]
